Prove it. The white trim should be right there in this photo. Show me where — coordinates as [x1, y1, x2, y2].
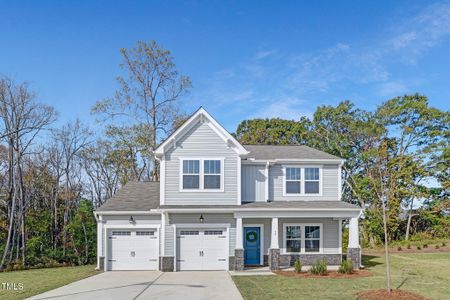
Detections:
[179, 157, 225, 192]
[243, 223, 264, 265]
[338, 218, 342, 254]
[338, 165, 342, 201]
[282, 223, 323, 254]
[265, 162, 269, 202]
[237, 156, 241, 205]
[155, 107, 249, 157]
[243, 159, 345, 164]
[282, 165, 323, 197]
[174, 223, 231, 228]
[160, 156, 166, 205]
[95, 211, 160, 216]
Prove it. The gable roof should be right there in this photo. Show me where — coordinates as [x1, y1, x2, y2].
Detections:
[96, 181, 159, 211]
[155, 107, 249, 157]
[243, 144, 343, 161]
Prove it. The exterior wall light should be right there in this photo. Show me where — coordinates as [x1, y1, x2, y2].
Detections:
[129, 216, 135, 224]
[199, 214, 204, 223]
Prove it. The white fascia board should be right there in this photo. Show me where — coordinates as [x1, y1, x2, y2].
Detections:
[155, 107, 249, 157]
[94, 211, 161, 216]
[274, 159, 345, 164]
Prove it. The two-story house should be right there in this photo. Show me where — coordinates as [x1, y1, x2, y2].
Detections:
[94, 107, 362, 272]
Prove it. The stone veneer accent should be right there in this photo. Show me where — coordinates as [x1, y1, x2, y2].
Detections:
[99, 256, 105, 270]
[279, 254, 342, 267]
[159, 256, 174, 272]
[234, 249, 244, 271]
[347, 248, 361, 270]
[269, 248, 280, 270]
[263, 254, 269, 266]
[228, 256, 236, 271]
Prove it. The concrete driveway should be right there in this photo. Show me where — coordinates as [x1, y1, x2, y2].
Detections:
[28, 271, 243, 300]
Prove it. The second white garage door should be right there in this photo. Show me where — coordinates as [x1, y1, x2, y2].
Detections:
[176, 228, 228, 271]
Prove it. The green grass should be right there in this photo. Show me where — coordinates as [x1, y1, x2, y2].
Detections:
[0, 265, 100, 300]
[233, 252, 450, 300]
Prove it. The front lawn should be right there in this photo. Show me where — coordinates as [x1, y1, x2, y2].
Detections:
[0, 265, 100, 300]
[233, 252, 450, 300]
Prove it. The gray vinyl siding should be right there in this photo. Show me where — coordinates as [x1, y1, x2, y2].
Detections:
[164, 121, 239, 205]
[269, 164, 340, 201]
[241, 165, 266, 202]
[278, 218, 340, 254]
[164, 225, 175, 256]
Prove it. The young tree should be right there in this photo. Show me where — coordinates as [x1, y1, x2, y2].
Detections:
[92, 40, 191, 181]
[0, 76, 56, 268]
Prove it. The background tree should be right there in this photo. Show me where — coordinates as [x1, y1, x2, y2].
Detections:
[92, 40, 192, 181]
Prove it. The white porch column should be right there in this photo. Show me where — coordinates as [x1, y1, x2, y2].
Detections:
[161, 212, 168, 256]
[96, 215, 103, 270]
[236, 217, 243, 249]
[270, 217, 279, 249]
[348, 217, 360, 248]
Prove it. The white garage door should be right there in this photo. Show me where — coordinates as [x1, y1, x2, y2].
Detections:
[107, 229, 159, 270]
[176, 229, 228, 271]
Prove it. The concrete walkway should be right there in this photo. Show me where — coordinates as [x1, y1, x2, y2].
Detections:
[28, 271, 243, 300]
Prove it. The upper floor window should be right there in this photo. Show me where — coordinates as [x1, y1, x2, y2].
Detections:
[204, 160, 221, 189]
[285, 167, 301, 194]
[181, 158, 223, 191]
[182, 160, 200, 189]
[283, 166, 321, 196]
[305, 168, 320, 194]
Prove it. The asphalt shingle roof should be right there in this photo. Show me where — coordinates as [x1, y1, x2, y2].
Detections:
[96, 181, 160, 211]
[243, 144, 341, 160]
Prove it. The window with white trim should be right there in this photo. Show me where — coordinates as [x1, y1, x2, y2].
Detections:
[182, 160, 200, 189]
[285, 167, 301, 194]
[285, 225, 302, 252]
[204, 160, 221, 189]
[283, 166, 321, 196]
[283, 224, 322, 253]
[304, 225, 320, 252]
[180, 158, 223, 191]
[305, 168, 320, 194]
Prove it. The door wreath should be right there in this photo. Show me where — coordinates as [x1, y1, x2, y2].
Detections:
[246, 231, 258, 242]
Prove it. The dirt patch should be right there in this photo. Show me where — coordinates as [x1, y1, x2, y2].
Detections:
[275, 269, 372, 278]
[356, 289, 428, 300]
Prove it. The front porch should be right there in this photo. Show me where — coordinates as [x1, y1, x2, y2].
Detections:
[232, 212, 361, 271]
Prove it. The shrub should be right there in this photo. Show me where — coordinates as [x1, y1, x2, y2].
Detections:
[310, 260, 327, 275]
[407, 244, 411, 249]
[417, 245, 422, 250]
[294, 259, 302, 273]
[435, 245, 440, 249]
[338, 260, 353, 274]
[397, 246, 402, 251]
[423, 244, 428, 248]
[442, 242, 447, 247]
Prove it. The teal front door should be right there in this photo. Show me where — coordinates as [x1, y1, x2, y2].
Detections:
[244, 227, 260, 265]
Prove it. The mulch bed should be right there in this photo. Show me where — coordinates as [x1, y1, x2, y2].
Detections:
[275, 269, 372, 278]
[356, 289, 428, 300]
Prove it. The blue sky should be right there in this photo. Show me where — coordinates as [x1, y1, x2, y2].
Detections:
[1, 0, 449, 132]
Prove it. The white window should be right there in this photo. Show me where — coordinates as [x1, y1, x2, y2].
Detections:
[283, 166, 322, 196]
[285, 167, 301, 194]
[305, 226, 320, 252]
[204, 160, 221, 189]
[283, 224, 322, 254]
[180, 158, 224, 192]
[285, 225, 302, 252]
[305, 168, 320, 194]
[182, 160, 200, 189]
